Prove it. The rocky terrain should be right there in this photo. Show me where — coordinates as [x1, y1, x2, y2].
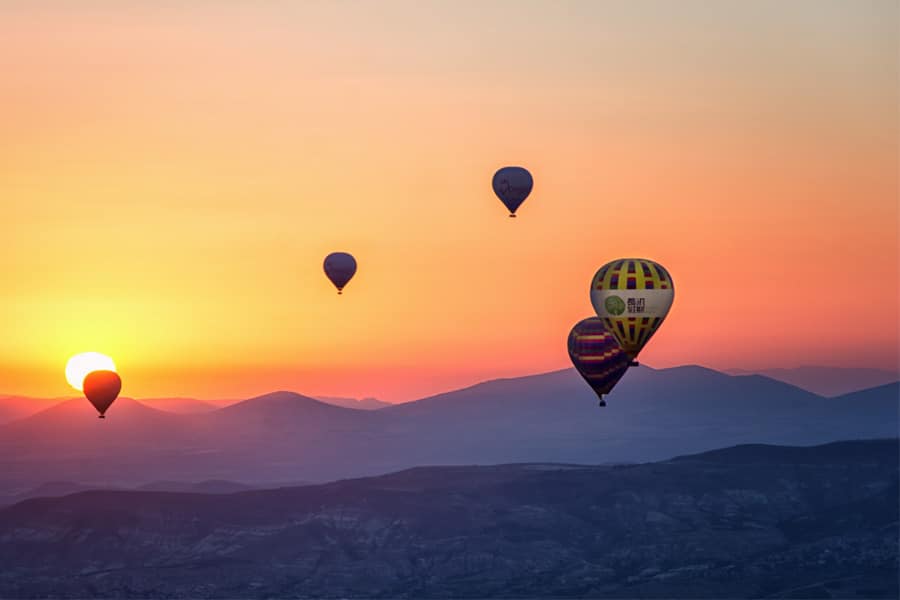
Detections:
[0, 439, 896, 598]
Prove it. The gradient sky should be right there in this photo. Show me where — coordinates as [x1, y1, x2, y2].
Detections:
[2, 1, 897, 401]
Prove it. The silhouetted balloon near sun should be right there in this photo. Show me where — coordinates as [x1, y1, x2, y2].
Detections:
[82, 370, 122, 419]
[65, 352, 116, 391]
[492, 166, 533, 217]
[324, 252, 357, 294]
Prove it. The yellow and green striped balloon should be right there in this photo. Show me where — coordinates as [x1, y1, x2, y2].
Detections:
[589, 258, 674, 361]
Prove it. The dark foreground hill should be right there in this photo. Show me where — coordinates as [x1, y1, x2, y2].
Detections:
[0, 439, 896, 599]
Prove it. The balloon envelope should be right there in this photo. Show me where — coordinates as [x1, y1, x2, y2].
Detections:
[568, 317, 630, 403]
[492, 166, 533, 216]
[82, 370, 122, 418]
[589, 258, 674, 360]
[323, 252, 357, 293]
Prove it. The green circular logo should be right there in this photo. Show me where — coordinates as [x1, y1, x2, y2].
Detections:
[605, 295, 626, 316]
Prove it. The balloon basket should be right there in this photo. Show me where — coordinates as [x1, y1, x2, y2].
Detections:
[508, 214, 516, 218]
[98, 415, 105, 419]
[598, 399, 607, 407]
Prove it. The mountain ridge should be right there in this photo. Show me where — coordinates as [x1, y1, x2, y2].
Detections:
[0, 366, 895, 492]
[725, 366, 899, 396]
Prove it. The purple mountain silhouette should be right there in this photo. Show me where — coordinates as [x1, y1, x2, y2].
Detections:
[725, 366, 899, 396]
[0, 367, 895, 496]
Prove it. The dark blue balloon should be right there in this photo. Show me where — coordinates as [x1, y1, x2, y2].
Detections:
[492, 166, 533, 217]
[323, 252, 357, 294]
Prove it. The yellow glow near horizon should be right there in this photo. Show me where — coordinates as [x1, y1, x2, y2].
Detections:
[65, 353, 117, 391]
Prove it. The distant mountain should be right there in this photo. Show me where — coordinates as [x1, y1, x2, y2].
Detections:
[316, 395, 391, 410]
[0, 396, 193, 456]
[0, 395, 68, 425]
[219, 390, 362, 417]
[202, 397, 243, 408]
[0, 481, 122, 507]
[0, 367, 895, 492]
[0, 397, 205, 492]
[831, 381, 900, 402]
[670, 437, 900, 465]
[380, 366, 898, 466]
[134, 397, 219, 414]
[134, 479, 257, 494]
[725, 366, 899, 396]
[0, 478, 313, 506]
[204, 391, 373, 441]
[134, 479, 310, 494]
[0, 439, 894, 598]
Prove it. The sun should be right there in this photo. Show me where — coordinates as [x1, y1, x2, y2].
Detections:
[65, 352, 117, 391]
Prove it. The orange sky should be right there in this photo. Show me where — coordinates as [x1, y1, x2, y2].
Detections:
[2, 1, 897, 401]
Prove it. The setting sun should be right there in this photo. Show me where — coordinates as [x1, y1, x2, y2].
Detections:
[64, 352, 116, 392]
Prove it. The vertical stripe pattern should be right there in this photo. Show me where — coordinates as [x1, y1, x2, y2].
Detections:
[590, 258, 675, 360]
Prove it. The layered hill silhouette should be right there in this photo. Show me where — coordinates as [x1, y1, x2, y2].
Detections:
[0, 395, 69, 425]
[0, 366, 896, 494]
[725, 366, 899, 397]
[0, 394, 391, 425]
[0, 479, 301, 507]
[133, 397, 220, 414]
[315, 395, 391, 410]
[0, 439, 895, 598]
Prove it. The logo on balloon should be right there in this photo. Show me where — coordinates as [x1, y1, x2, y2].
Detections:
[605, 296, 626, 316]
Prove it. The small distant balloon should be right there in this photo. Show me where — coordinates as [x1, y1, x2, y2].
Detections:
[324, 252, 357, 294]
[82, 370, 122, 419]
[567, 317, 630, 407]
[590, 258, 674, 363]
[492, 166, 533, 217]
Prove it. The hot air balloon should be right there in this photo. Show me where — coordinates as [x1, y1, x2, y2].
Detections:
[82, 370, 122, 419]
[590, 258, 674, 365]
[492, 166, 533, 217]
[323, 252, 357, 294]
[568, 317, 630, 407]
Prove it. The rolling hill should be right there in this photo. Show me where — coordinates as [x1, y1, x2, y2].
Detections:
[0, 439, 895, 598]
[0, 367, 895, 493]
[135, 397, 219, 414]
[0, 395, 69, 425]
[315, 395, 391, 410]
[725, 366, 899, 397]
